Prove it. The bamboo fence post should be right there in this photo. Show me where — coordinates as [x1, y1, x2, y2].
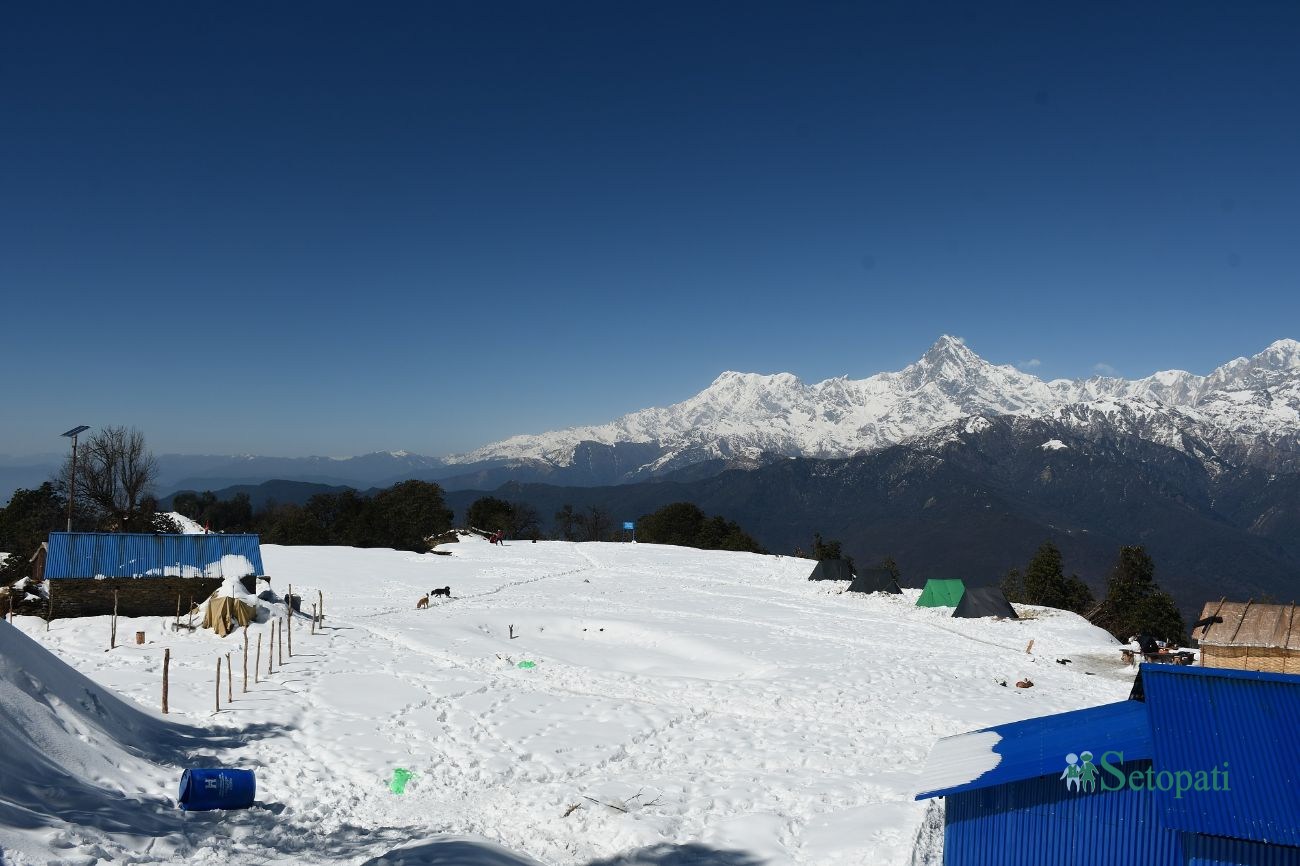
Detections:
[226, 653, 233, 703]
[243, 627, 249, 693]
[215, 658, 221, 713]
[255, 632, 262, 683]
[162, 648, 170, 714]
[287, 584, 293, 657]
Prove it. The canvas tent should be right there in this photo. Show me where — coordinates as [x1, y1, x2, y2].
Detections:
[848, 567, 902, 595]
[203, 594, 257, 637]
[807, 559, 854, 582]
[916, 578, 965, 608]
[952, 586, 1018, 619]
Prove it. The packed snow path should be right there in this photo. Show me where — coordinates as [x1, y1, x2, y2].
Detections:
[4, 537, 1130, 865]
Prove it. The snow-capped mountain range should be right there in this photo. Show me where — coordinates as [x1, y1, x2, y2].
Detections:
[445, 336, 1300, 479]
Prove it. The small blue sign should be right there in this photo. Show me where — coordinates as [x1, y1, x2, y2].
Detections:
[623, 522, 635, 530]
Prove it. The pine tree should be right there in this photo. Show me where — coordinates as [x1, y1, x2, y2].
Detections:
[1001, 568, 1025, 603]
[1022, 542, 1065, 605]
[811, 533, 853, 573]
[1010, 542, 1095, 614]
[1092, 546, 1186, 643]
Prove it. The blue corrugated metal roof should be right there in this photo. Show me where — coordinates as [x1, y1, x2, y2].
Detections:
[916, 700, 1152, 799]
[44, 532, 265, 580]
[1142, 664, 1300, 849]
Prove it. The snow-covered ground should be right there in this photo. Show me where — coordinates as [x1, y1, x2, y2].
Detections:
[0, 537, 1132, 865]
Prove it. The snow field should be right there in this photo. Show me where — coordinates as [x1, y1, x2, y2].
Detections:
[4, 536, 1131, 864]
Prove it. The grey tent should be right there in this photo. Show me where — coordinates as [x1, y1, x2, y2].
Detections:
[808, 559, 854, 582]
[952, 586, 1019, 619]
[848, 567, 902, 595]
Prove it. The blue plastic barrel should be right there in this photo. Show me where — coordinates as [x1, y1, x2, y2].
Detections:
[178, 768, 256, 811]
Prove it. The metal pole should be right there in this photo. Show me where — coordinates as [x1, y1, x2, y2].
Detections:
[66, 433, 79, 532]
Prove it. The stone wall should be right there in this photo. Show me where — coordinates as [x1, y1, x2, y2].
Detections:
[49, 577, 224, 619]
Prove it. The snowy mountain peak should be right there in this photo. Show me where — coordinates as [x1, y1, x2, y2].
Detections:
[1258, 339, 1300, 369]
[707, 370, 803, 390]
[447, 337, 1300, 478]
[914, 335, 984, 375]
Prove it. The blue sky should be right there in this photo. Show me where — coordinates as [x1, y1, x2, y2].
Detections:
[3, 2, 1299, 457]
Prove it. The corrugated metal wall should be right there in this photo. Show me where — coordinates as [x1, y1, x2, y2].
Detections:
[1143, 666, 1300, 848]
[944, 760, 1184, 866]
[1181, 833, 1300, 866]
[43, 532, 265, 579]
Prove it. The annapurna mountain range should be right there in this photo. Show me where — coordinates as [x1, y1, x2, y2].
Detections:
[9, 336, 1295, 500]
[436, 335, 1300, 487]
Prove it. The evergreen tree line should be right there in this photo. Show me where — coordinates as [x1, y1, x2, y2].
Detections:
[630, 502, 765, 553]
[229, 482, 454, 552]
[1003, 541, 1186, 644]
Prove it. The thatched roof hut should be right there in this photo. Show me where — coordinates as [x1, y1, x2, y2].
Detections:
[1193, 600, 1300, 673]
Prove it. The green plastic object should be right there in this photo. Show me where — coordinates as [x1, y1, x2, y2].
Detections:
[517, 660, 536, 669]
[389, 767, 414, 794]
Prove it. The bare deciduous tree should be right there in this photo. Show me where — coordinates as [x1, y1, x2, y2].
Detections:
[62, 426, 159, 531]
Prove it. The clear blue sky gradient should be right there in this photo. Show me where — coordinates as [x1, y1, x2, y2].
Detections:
[4, 2, 1299, 456]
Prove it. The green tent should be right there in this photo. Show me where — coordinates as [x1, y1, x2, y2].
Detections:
[916, 578, 966, 608]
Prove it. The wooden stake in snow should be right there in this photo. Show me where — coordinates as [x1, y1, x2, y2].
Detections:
[318, 589, 324, 624]
[162, 648, 170, 715]
[267, 622, 275, 675]
[110, 589, 119, 649]
[278, 616, 284, 665]
[255, 632, 262, 684]
[188, 596, 194, 629]
[287, 584, 293, 657]
[215, 658, 221, 713]
[226, 653, 233, 703]
[243, 627, 249, 693]
[175, 593, 181, 629]
[311, 603, 317, 635]
[1026, 639, 1035, 654]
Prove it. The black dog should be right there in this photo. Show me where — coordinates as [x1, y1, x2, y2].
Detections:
[431, 586, 452, 598]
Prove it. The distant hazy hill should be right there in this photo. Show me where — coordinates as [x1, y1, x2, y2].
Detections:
[159, 479, 357, 511]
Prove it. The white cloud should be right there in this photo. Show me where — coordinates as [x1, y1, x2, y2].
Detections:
[1093, 362, 1119, 376]
[1018, 358, 1042, 370]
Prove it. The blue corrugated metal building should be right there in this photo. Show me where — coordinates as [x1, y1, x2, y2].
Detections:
[916, 665, 1300, 866]
[44, 532, 265, 579]
[40, 532, 266, 618]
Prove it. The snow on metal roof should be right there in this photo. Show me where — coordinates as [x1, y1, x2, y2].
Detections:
[915, 700, 1153, 800]
[43, 532, 265, 580]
